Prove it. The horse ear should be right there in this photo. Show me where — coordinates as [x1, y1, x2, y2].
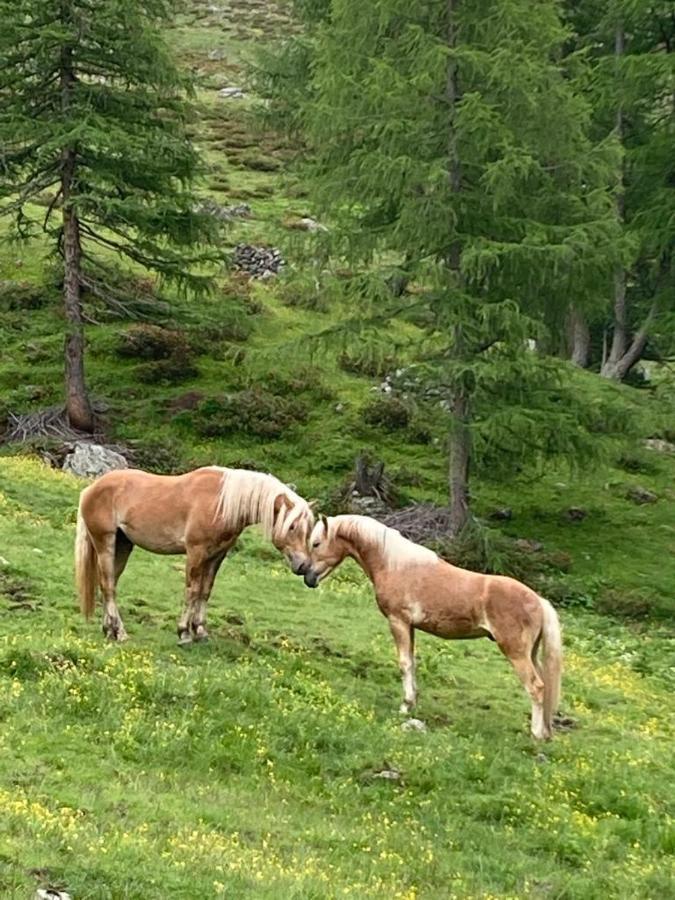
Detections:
[321, 514, 328, 532]
[308, 499, 318, 510]
[274, 493, 291, 516]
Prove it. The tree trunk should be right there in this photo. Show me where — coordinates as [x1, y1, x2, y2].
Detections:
[445, 0, 470, 534]
[448, 389, 471, 535]
[600, 22, 637, 381]
[569, 306, 591, 368]
[60, 26, 94, 432]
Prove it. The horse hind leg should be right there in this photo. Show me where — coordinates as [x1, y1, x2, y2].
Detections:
[507, 652, 549, 741]
[94, 533, 129, 642]
[114, 530, 134, 584]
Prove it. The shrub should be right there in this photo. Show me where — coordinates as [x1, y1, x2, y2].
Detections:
[0, 280, 47, 311]
[594, 587, 654, 620]
[362, 395, 412, 431]
[116, 324, 192, 361]
[129, 438, 186, 474]
[258, 369, 335, 404]
[190, 389, 308, 439]
[135, 357, 200, 385]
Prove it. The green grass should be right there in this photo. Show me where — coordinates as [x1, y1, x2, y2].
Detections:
[0, 458, 674, 899]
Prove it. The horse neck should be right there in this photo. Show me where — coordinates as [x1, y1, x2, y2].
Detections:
[344, 536, 388, 587]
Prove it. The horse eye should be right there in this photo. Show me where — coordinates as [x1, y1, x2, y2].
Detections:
[312, 541, 320, 548]
[289, 524, 295, 532]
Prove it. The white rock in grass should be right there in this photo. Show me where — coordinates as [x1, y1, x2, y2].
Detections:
[401, 717, 427, 733]
[373, 767, 401, 780]
[36, 891, 73, 900]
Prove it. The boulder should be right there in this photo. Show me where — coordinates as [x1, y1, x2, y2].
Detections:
[62, 442, 128, 479]
[626, 486, 658, 505]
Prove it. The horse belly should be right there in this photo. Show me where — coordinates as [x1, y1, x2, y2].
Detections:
[120, 523, 185, 555]
[416, 618, 487, 640]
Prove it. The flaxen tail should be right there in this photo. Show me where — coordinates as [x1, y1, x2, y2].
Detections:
[75, 497, 97, 618]
[539, 597, 562, 734]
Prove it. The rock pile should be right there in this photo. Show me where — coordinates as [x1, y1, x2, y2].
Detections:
[196, 198, 251, 222]
[232, 243, 284, 279]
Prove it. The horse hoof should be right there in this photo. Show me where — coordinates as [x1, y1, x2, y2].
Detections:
[193, 626, 209, 642]
[177, 632, 193, 646]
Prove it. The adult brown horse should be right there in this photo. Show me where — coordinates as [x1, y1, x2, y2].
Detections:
[304, 515, 562, 740]
[75, 466, 314, 643]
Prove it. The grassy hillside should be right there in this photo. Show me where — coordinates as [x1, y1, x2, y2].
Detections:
[0, 457, 674, 899]
[1, 0, 674, 616]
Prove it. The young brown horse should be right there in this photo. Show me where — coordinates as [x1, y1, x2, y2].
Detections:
[76, 466, 314, 643]
[304, 515, 562, 740]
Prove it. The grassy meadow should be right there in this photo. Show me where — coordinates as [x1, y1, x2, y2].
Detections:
[1, 0, 675, 897]
[0, 457, 674, 899]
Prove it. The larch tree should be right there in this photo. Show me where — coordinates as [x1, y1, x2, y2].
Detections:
[566, 0, 675, 379]
[263, 0, 620, 532]
[0, 0, 221, 431]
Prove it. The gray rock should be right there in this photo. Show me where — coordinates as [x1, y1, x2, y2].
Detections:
[208, 48, 227, 60]
[644, 438, 675, 454]
[372, 767, 401, 780]
[63, 442, 128, 479]
[401, 718, 427, 733]
[218, 86, 246, 100]
[626, 486, 658, 505]
[565, 507, 587, 522]
[297, 216, 328, 233]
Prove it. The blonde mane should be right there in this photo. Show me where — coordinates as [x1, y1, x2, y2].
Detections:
[211, 467, 312, 539]
[314, 514, 437, 570]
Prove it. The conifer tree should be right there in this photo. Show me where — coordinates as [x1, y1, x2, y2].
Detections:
[0, 0, 221, 431]
[264, 0, 619, 532]
[566, 0, 674, 379]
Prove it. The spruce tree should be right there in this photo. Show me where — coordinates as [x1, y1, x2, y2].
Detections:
[0, 0, 221, 431]
[264, 0, 619, 532]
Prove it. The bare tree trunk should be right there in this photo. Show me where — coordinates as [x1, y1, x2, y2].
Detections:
[60, 26, 94, 432]
[568, 306, 591, 368]
[601, 22, 639, 382]
[448, 387, 471, 535]
[445, 0, 470, 535]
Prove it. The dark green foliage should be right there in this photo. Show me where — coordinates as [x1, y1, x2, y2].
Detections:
[187, 389, 308, 439]
[594, 587, 655, 621]
[0, 281, 48, 312]
[361, 395, 412, 432]
[0, 0, 224, 282]
[128, 437, 187, 474]
[135, 357, 200, 385]
[338, 350, 397, 379]
[261, 0, 621, 527]
[257, 368, 335, 404]
[116, 325, 192, 362]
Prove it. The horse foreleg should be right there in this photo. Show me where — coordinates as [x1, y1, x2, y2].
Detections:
[389, 617, 416, 714]
[94, 533, 128, 642]
[177, 549, 208, 645]
[190, 551, 226, 642]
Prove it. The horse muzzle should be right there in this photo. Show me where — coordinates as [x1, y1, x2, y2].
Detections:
[303, 568, 319, 588]
[289, 555, 308, 576]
